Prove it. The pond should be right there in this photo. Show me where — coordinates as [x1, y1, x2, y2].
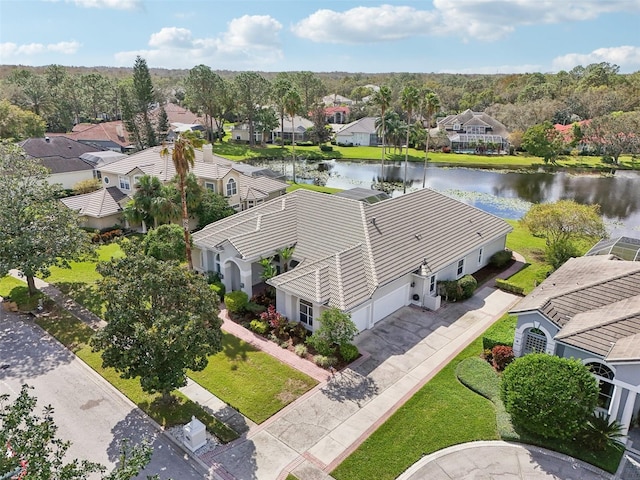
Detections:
[250, 158, 640, 238]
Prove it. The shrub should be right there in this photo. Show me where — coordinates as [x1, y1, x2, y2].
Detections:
[458, 274, 477, 299]
[491, 345, 514, 371]
[546, 239, 581, 270]
[578, 411, 625, 452]
[249, 319, 268, 334]
[313, 355, 337, 368]
[339, 343, 359, 363]
[438, 280, 461, 301]
[206, 272, 221, 284]
[245, 301, 266, 316]
[501, 354, 598, 440]
[307, 308, 358, 356]
[489, 249, 513, 268]
[482, 314, 516, 351]
[287, 321, 308, 341]
[210, 281, 225, 299]
[319, 144, 333, 152]
[260, 305, 287, 335]
[224, 291, 249, 314]
[294, 344, 308, 357]
[494, 279, 525, 296]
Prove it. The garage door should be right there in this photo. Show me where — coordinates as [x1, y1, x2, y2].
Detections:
[373, 284, 410, 324]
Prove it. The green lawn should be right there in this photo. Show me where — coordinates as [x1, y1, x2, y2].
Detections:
[43, 243, 124, 285]
[504, 220, 552, 294]
[332, 337, 497, 480]
[34, 306, 238, 443]
[286, 183, 343, 194]
[211, 139, 640, 170]
[188, 333, 318, 424]
[0, 276, 42, 311]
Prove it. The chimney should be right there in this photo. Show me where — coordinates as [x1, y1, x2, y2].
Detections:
[202, 143, 213, 163]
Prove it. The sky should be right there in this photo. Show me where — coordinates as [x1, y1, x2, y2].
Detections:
[1, 0, 640, 74]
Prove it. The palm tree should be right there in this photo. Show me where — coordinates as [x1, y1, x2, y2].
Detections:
[133, 175, 164, 229]
[276, 245, 295, 272]
[283, 88, 302, 183]
[372, 86, 392, 178]
[421, 91, 440, 188]
[160, 131, 203, 269]
[401, 85, 420, 193]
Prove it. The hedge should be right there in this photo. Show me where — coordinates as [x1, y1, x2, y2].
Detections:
[482, 314, 517, 351]
[495, 279, 524, 295]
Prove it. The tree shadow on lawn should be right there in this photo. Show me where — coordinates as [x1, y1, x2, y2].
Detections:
[56, 282, 104, 318]
[220, 333, 249, 362]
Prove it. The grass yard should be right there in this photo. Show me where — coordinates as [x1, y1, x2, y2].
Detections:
[286, 183, 343, 194]
[0, 276, 42, 311]
[331, 337, 497, 480]
[188, 333, 318, 424]
[504, 219, 553, 294]
[34, 305, 238, 443]
[43, 243, 124, 285]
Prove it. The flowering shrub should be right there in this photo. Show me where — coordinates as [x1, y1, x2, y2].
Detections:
[260, 305, 287, 334]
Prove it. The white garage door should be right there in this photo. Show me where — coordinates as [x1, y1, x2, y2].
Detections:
[373, 284, 410, 324]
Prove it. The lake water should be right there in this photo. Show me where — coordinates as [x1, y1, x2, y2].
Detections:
[250, 158, 640, 238]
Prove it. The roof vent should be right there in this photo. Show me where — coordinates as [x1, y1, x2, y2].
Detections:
[45, 136, 50, 143]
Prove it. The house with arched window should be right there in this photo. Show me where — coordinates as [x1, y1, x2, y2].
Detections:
[510, 255, 640, 441]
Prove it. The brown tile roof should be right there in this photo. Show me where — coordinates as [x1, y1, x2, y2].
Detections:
[194, 188, 512, 311]
[50, 121, 130, 148]
[511, 255, 640, 360]
[151, 103, 204, 125]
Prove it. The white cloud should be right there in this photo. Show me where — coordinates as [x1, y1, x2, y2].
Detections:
[552, 46, 640, 71]
[292, 5, 438, 44]
[114, 15, 283, 69]
[293, 1, 640, 44]
[46, 0, 142, 9]
[0, 40, 81, 61]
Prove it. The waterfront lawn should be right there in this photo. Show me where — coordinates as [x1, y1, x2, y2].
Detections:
[331, 337, 497, 480]
[188, 333, 318, 424]
[35, 305, 238, 443]
[286, 183, 342, 194]
[504, 219, 552, 294]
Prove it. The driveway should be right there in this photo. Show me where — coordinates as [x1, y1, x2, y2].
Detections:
[0, 311, 205, 479]
[201, 286, 522, 479]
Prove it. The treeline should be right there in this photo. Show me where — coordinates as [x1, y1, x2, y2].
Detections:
[1, 60, 639, 148]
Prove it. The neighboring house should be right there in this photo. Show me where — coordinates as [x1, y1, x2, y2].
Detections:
[510, 254, 640, 440]
[324, 106, 350, 124]
[437, 109, 510, 153]
[192, 188, 511, 332]
[79, 150, 127, 170]
[60, 186, 130, 230]
[335, 117, 380, 146]
[554, 120, 591, 152]
[18, 136, 103, 189]
[230, 122, 262, 144]
[271, 115, 313, 143]
[97, 144, 287, 213]
[323, 94, 354, 106]
[49, 121, 131, 152]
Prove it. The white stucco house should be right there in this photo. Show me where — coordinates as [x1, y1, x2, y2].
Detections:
[192, 188, 512, 333]
[335, 117, 380, 146]
[60, 186, 130, 230]
[510, 253, 640, 440]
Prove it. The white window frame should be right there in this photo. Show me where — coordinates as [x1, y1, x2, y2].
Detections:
[299, 300, 313, 327]
[226, 178, 237, 197]
[204, 181, 216, 193]
[523, 327, 547, 355]
[478, 247, 483, 265]
[585, 362, 616, 411]
[456, 259, 465, 278]
[119, 175, 130, 190]
[132, 174, 142, 187]
[429, 275, 436, 294]
[103, 176, 110, 185]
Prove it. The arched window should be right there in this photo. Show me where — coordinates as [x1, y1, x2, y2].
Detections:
[586, 362, 615, 410]
[523, 327, 547, 354]
[226, 178, 237, 197]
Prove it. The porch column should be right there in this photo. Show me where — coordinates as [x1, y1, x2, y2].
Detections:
[608, 384, 623, 420]
[621, 390, 638, 437]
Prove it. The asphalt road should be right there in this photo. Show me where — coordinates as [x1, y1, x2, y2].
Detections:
[0, 310, 207, 480]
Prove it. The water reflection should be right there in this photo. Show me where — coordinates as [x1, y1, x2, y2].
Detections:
[248, 158, 640, 237]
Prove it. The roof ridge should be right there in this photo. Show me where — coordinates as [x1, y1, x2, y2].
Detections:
[556, 295, 640, 339]
[360, 202, 378, 286]
[544, 266, 640, 305]
[335, 251, 345, 310]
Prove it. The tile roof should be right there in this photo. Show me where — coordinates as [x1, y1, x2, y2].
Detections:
[194, 188, 512, 311]
[60, 186, 129, 218]
[437, 109, 509, 138]
[18, 136, 102, 174]
[49, 121, 130, 148]
[511, 255, 640, 361]
[336, 117, 377, 135]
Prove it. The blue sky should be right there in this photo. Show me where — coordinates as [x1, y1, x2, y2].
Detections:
[1, 0, 640, 74]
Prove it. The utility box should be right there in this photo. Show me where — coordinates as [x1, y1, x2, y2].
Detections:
[183, 416, 206, 452]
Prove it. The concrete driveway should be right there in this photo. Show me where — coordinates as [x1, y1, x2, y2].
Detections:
[0, 311, 205, 479]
